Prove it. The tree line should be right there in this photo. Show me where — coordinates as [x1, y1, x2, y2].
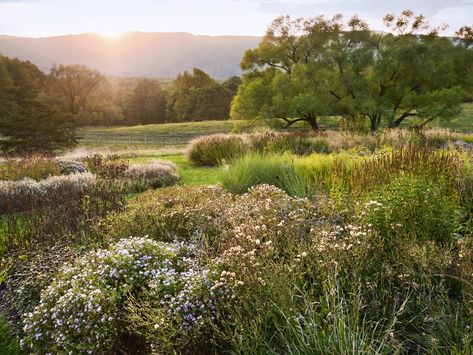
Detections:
[232, 10, 473, 132]
[0, 58, 239, 154]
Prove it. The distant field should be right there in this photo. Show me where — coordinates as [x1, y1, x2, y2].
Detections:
[78, 120, 240, 146]
[78, 103, 473, 148]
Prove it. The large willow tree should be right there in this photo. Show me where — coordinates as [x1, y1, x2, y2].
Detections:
[232, 10, 473, 131]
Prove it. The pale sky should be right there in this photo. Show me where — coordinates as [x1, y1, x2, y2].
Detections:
[0, 0, 472, 37]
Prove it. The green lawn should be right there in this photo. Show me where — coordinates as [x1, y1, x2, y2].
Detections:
[129, 154, 224, 186]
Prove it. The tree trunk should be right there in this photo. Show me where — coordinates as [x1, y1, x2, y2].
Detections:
[304, 113, 318, 131]
[369, 113, 383, 133]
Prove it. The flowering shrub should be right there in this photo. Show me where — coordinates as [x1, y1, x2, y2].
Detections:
[22, 237, 227, 353]
[57, 159, 87, 174]
[125, 160, 180, 192]
[97, 185, 233, 243]
[0, 173, 95, 213]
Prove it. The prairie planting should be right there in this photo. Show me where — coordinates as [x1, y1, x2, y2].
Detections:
[0, 127, 472, 353]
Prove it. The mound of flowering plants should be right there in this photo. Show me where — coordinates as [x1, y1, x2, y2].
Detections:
[21, 237, 230, 353]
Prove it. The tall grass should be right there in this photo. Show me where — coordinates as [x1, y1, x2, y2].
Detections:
[187, 128, 471, 167]
[220, 154, 314, 197]
[187, 134, 248, 167]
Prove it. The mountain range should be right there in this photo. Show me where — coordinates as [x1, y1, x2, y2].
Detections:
[0, 32, 262, 79]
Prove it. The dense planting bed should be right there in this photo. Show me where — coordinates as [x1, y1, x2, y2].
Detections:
[1, 129, 473, 353]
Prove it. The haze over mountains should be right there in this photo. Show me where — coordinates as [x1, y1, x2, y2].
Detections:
[0, 32, 261, 79]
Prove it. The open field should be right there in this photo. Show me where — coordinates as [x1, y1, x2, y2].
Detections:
[77, 120, 241, 147]
[77, 103, 473, 149]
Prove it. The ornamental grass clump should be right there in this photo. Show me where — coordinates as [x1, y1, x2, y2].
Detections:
[349, 146, 462, 192]
[187, 134, 248, 167]
[22, 237, 227, 354]
[125, 160, 180, 192]
[220, 153, 315, 197]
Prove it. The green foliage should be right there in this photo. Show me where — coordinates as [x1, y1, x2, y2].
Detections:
[0, 56, 77, 156]
[47, 64, 104, 115]
[220, 153, 314, 197]
[0, 316, 20, 355]
[233, 12, 473, 131]
[0, 100, 77, 156]
[167, 68, 233, 121]
[123, 78, 167, 125]
[362, 175, 462, 245]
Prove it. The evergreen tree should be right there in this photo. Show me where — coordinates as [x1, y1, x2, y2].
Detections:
[0, 101, 77, 156]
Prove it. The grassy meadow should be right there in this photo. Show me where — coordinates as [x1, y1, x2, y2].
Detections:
[1, 113, 473, 353]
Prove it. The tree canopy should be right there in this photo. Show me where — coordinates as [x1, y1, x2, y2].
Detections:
[0, 56, 77, 155]
[232, 11, 473, 131]
[166, 68, 234, 122]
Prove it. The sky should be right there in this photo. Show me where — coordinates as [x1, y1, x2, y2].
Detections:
[0, 0, 471, 38]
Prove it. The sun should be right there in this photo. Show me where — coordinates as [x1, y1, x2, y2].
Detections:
[95, 29, 127, 39]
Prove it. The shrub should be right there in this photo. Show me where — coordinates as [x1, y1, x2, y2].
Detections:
[187, 134, 248, 167]
[4, 241, 79, 317]
[22, 237, 226, 354]
[361, 175, 462, 245]
[57, 159, 87, 175]
[124, 160, 180, 192]
[0, 157, 61, 181]
[96, 185, 233, 243]
[0, 173, 95, 214]
[220, 154, 314, 197]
